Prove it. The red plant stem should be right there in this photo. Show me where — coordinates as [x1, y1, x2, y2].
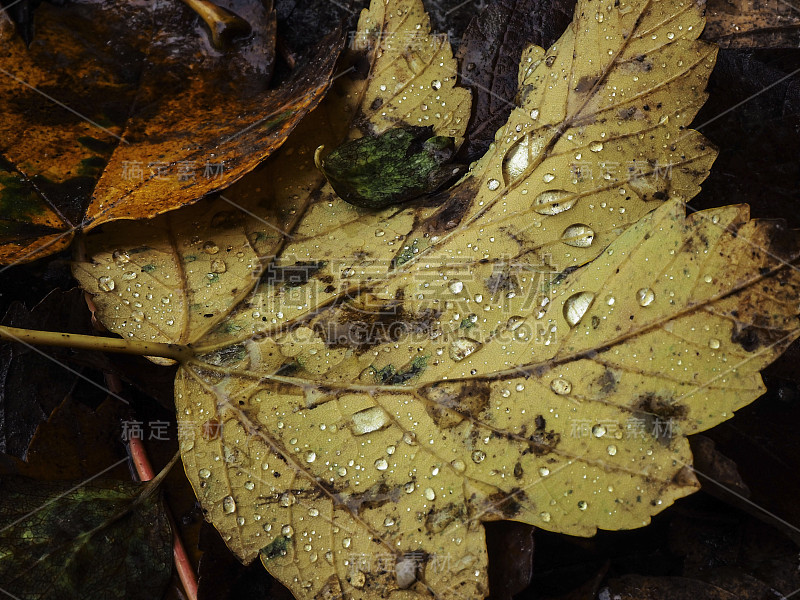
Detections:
[129, 435, 199, 600]
[80, 241, 198, 599]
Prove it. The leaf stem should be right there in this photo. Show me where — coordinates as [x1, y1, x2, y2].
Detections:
[129, 436, 198, 600]
[0, 325, 193, 361]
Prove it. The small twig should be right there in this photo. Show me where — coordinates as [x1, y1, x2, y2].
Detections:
[103, 367, 199, 600]
[181, 0, 252, 50]
[129, 436, 199, 600]
[0, 325, 193, 361]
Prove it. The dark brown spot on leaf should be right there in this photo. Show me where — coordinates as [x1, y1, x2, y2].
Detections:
[421, 381, 491, 429]
[201, 418, 222, 441]
[425, 503, 465, 534]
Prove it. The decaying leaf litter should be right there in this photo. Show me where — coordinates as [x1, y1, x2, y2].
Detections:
[0, 0, 796, 598]
[66, 0, 800, 598]
[0, 0, 343, 265]
[0, 385, 179, 600]
[0, 473, 174, 600]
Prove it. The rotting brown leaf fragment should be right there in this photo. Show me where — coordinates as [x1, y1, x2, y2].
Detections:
[0, 0, 343, 264]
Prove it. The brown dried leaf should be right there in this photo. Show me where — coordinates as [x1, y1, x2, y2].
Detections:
[0, 0, 343, 264]
[703, 0, 800, 48]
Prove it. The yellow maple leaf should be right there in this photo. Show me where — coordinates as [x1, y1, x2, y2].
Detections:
[71, 0, 800, 598]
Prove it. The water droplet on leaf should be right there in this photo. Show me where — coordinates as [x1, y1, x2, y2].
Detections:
[533, 190, 577, 215]
[563, 291, 595, 326]
[561, 224, 595, 247]
[637, 288, 655, 307]
[550, 378, 572, 395]
[98, 276, 115, 292]
[449, 338, 482, 361]
[352, 406, 390, 435]
[449, 280, 464, 294]
[112, 250, 130, 266]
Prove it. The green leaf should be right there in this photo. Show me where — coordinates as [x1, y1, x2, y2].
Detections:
[316, 126, 462, 209]
[0, 477, 172, 600]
